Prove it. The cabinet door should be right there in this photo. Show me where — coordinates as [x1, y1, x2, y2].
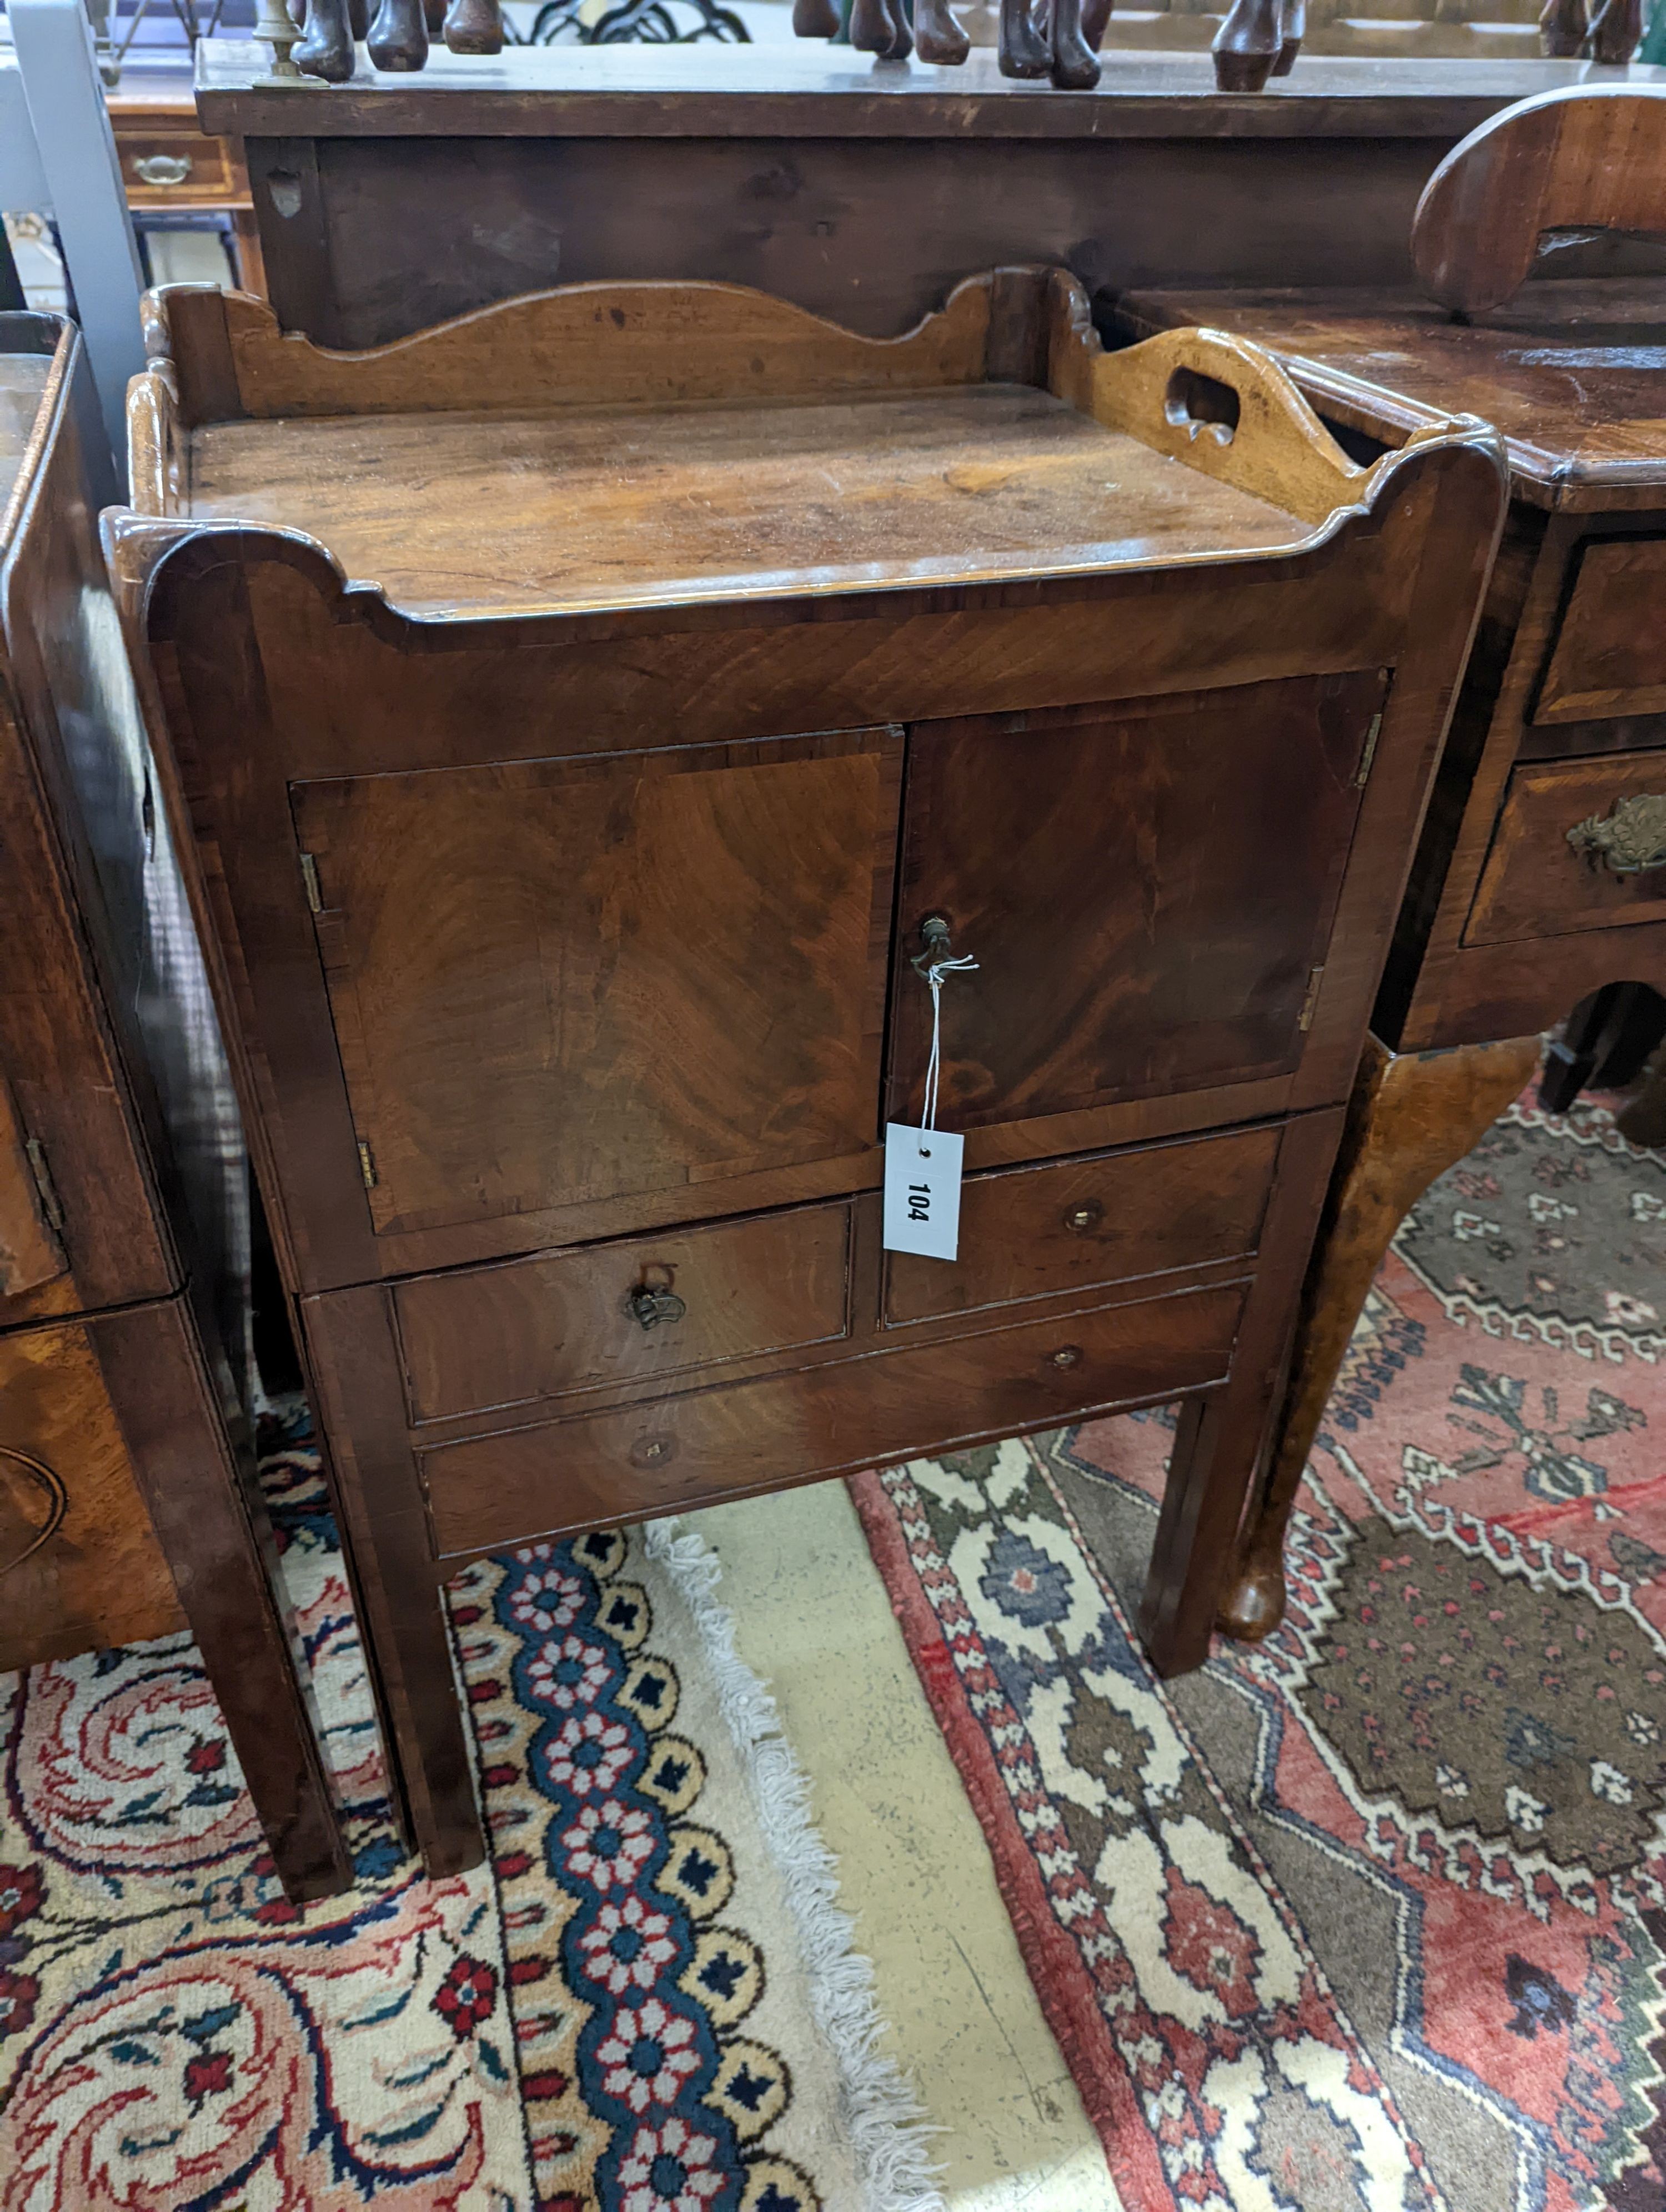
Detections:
[887, 673, 1382, 1131]
[294, 728, 902, 1236]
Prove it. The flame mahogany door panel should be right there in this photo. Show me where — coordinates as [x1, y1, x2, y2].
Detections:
[291, 726, 904, 1238]
[887, 672, 1387, 1132]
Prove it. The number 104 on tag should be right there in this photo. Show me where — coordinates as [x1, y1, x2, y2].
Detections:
[882, 1124, 966, 1262]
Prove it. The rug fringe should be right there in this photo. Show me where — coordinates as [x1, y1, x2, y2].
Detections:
[646, 1519, 948, 2212]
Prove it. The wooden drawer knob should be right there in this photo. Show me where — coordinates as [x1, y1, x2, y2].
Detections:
[1063, 1200, 1104, 1234]
[1567, 794, 1666, 878]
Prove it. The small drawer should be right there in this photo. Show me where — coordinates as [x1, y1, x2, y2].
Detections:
[1465, 750, 1666, 946]
[421, 1281, 1245, 1556]
[393, 1201, 852, 1424]
[883, 1123, 1279, 1326]
[118, 133, 238, 204]
[1535, 539, 1666, 726]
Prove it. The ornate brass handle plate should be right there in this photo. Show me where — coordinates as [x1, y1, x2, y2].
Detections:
[133, 153, 194, 187]
[1566, 793, 1666, 878]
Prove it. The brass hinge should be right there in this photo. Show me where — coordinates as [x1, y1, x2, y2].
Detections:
[24, 1136, 64, 1231]
[1354, 713, 1383, 790]
[1297, 966, 1326, 1032]
[299, 851, 323, 914]
[357, 1139, 378, 1190]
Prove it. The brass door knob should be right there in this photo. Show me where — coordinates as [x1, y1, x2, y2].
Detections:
[628, 1284, 686, 1331]
[1063, 1200, 1104, 1233]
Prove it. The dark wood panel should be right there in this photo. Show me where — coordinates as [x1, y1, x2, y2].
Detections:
[1535, 539, 1666, 725]
[293, 728, 902, 1235]
[395, 1199, 854, 1424]
[419, 1280, 1246, 1556]
[243, 132, 1455, 352]
[888, 676, 1382, 1131]
[1466, 750, 1666, 946]
[882, 1123, 1280, 1327]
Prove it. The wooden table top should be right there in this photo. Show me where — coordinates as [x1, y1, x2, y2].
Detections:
[182, 383, 1308, 617]
[193, 40, 1666, 142]
[1119, 278, 1666, 508]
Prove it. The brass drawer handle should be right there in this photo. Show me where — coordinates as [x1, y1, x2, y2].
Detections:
[1063, 1200, 1103, 1234]
[628, 1284, 686, 1331]
[1567, 794, 1666, 878]
[132, 153, 194, 187]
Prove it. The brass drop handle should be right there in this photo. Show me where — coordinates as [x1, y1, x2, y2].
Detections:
[1063, 1200, 1104, 1234]
[1566, 794, 1666, 878]
[133, 154, 194, 187]
[628, 1284, 686, 1331]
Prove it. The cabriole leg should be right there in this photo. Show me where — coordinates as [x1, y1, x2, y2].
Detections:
[1217, 1032, 1539, 1647]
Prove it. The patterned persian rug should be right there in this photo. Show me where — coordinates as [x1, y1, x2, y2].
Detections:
[852, 1089, 1666, 2212]
[0, 1425, 939, 2211]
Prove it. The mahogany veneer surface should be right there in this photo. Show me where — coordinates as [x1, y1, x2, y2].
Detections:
[183, 386, 1301, 615]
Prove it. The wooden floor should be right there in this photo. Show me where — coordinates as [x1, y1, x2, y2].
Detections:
[185, 384, 1307, 616]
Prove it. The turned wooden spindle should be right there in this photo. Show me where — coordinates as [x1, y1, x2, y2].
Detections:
[1050, 0, 1101, 84]
[792, 0, 841, 31]
[1538, 0, 1587, 52]
[1271, 0, 1303, 73]
[1587, 0, 1641, 59]
[916, 0, 971, 63]
[294, 0, 355, 74]
[1082, 0, 1112, 47]
[368, 0, 428, 67]
[443, 0, 501, 51]
[1212, 0, 1282, 89]
[998, 0, 1051, 76]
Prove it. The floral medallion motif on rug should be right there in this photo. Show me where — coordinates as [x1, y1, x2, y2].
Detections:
[852, 1092, 1666, 2212]
[0, 1424, 919, 2211]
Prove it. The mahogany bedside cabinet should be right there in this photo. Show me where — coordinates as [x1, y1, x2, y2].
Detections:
[1116, 82, 1666, 1643]
[108, 266, 1504, 1874]
[0, 313, 347, 1899]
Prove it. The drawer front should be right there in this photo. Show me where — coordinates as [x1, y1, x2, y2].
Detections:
[884, 1124, 1278, 1326]
[1535, 539, 1666, 726]
[421, 1283, 1243, 1556]
[118, 131, 239, 205]
[394, 1201, 852, 1424]
[887, 673, 1382, 1132]
[1466, 750, 1666, 946]
[0, 1320, 181, 1671]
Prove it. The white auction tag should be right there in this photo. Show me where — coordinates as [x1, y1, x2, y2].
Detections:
[882, 1123, 965, 1262]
